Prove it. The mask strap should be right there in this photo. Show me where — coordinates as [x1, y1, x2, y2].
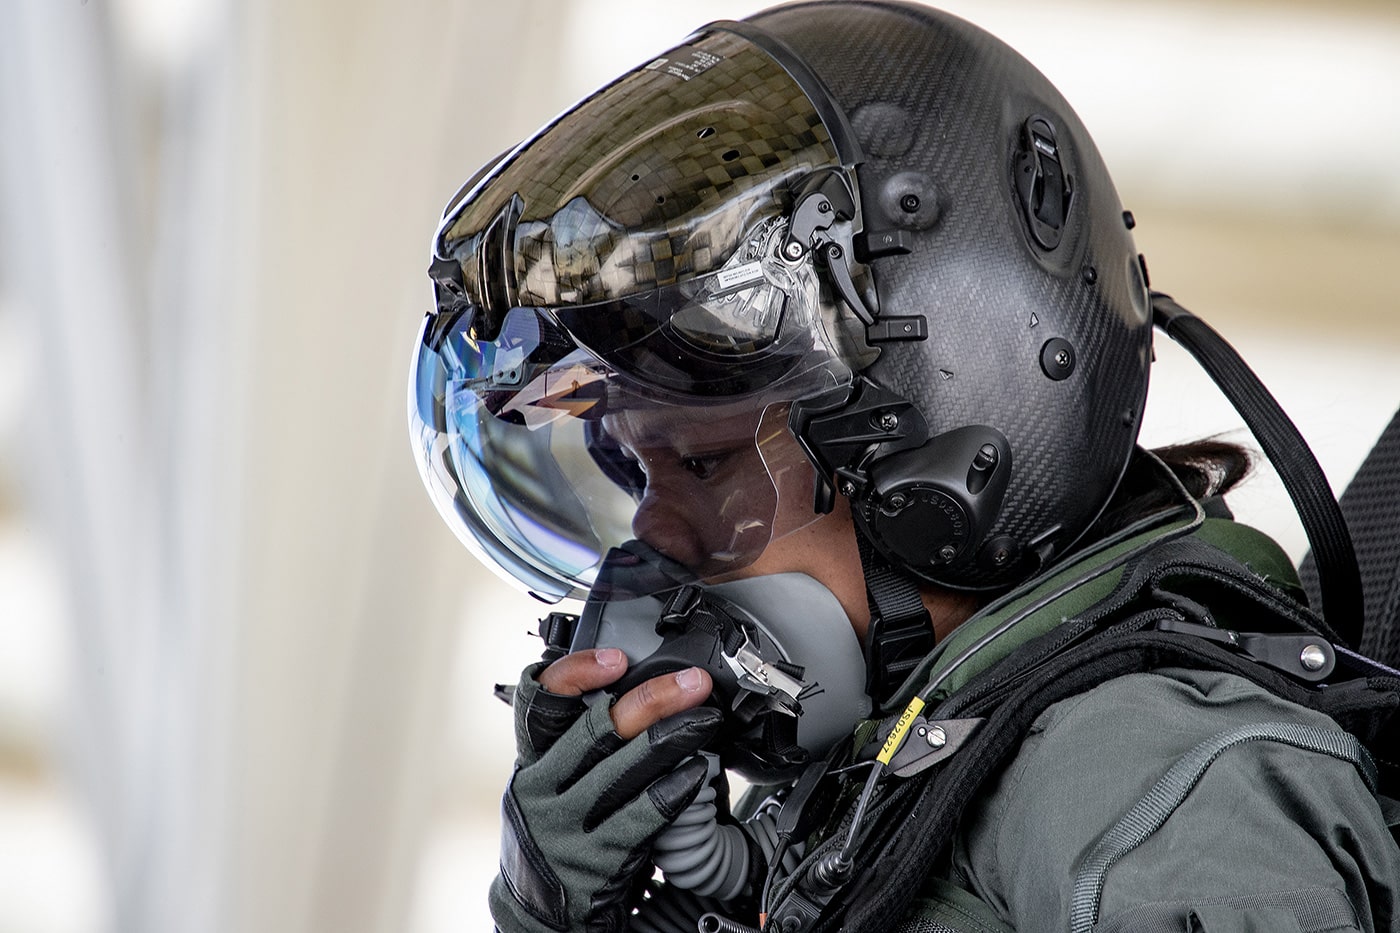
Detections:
[857, 529, 934, 708]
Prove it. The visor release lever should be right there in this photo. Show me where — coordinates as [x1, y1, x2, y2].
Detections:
[820, 242, 875, 326]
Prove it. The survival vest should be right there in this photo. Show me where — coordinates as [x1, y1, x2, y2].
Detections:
[758, 502, 1400, 933]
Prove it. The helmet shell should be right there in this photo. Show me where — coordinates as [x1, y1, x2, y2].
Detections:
[748, 1, 1153, 588]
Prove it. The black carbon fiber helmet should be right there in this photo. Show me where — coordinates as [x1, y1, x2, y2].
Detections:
[751, 1, 1154, 590]
[409, 1, 1151, 600]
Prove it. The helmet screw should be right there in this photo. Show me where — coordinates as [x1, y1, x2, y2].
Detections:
[938, 544, 957, 562]
[877, 411, 899, 431]
[900, 193, 921, 213]
[1040, 338, 1076, 380]
[1300, 644, 1328, 672]
[887, 492, 909, 510]
[1081, 265, 1098, 284]
[839, 480, 857, 498]
[783, 241, 805, 261]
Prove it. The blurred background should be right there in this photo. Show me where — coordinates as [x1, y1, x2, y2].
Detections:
[0, 0, 1397, 930]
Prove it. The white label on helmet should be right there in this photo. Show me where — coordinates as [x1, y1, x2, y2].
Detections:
[713, 261, 767, 295]
[643, 47, 724, 82]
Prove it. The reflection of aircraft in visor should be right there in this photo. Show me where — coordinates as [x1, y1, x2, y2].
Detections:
[499, 359, 607, 430]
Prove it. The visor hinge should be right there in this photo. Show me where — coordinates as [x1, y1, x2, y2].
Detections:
[784, 170, 879, 326]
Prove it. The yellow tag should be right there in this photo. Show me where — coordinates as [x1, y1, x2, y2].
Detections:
[876, 697, 926, 765]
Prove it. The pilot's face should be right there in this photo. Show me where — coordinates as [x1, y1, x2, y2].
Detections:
[602, 398, 873, 636]
[603, 400, 785, 575]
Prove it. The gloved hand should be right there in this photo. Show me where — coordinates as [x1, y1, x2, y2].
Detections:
[490, 648, 720, 932]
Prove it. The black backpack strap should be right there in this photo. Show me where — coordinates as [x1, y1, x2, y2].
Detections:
[1152, 292, 1363, 644]
[1301, 407, 1400, 668]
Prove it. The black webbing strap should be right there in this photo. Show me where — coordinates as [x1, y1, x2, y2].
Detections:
[1300, 407, 1400, 668]
[1152, 292, 1363, 646]
[857, 531, 934, 707]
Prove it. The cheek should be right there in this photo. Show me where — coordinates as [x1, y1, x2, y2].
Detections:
[632, 479, 770, 568]
[723, 502, 872, 641]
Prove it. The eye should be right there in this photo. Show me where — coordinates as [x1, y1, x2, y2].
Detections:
[680, 453, 727, 481]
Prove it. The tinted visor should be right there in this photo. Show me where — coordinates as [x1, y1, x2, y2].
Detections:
[411, 24, 866, 598]
[432, 26, 844, 354]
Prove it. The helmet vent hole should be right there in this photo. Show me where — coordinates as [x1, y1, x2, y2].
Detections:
[631, 173, 640, 182]
[722, 149, 741, 162]
[697, 126, 715, 139]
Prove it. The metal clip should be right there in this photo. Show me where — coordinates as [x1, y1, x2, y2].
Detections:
[723, 628, 807, 715]
[885, 716, 984, 778]
[1154, 618, 1335, 682]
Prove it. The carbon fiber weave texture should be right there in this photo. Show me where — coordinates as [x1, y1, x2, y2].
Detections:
[751, 1, 1153, 588]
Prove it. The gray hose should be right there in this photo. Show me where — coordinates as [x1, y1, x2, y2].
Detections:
[651, 769, 750, 899]
[651, 755, 805, 901]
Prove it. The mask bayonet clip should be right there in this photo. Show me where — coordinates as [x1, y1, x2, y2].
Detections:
[723, 628, 807, 716]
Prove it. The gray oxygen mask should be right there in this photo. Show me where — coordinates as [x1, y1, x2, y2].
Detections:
[570, 542, 872, 781]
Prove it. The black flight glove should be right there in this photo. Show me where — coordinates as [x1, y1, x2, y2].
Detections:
[490, 660, 723, 932]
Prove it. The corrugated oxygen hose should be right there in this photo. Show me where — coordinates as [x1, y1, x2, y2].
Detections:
[631, 755, 804, 931]
[632, 750, 806, 924]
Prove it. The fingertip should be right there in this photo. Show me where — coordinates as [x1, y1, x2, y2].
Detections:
[676, 666, 708, 693]
[537, 648, 629, 695]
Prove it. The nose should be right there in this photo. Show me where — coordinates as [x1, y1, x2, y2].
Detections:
[631, 487, 707, 570]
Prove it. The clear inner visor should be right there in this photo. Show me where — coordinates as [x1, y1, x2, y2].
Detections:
[419, 304, 846, 597]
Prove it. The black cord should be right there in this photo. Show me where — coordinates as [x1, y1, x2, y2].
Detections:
[1151, 291, 1362, 645]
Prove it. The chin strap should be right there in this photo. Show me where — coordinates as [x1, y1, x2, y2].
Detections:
[856, 530, 934, 707]
[1151, 292, 1362, 646]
